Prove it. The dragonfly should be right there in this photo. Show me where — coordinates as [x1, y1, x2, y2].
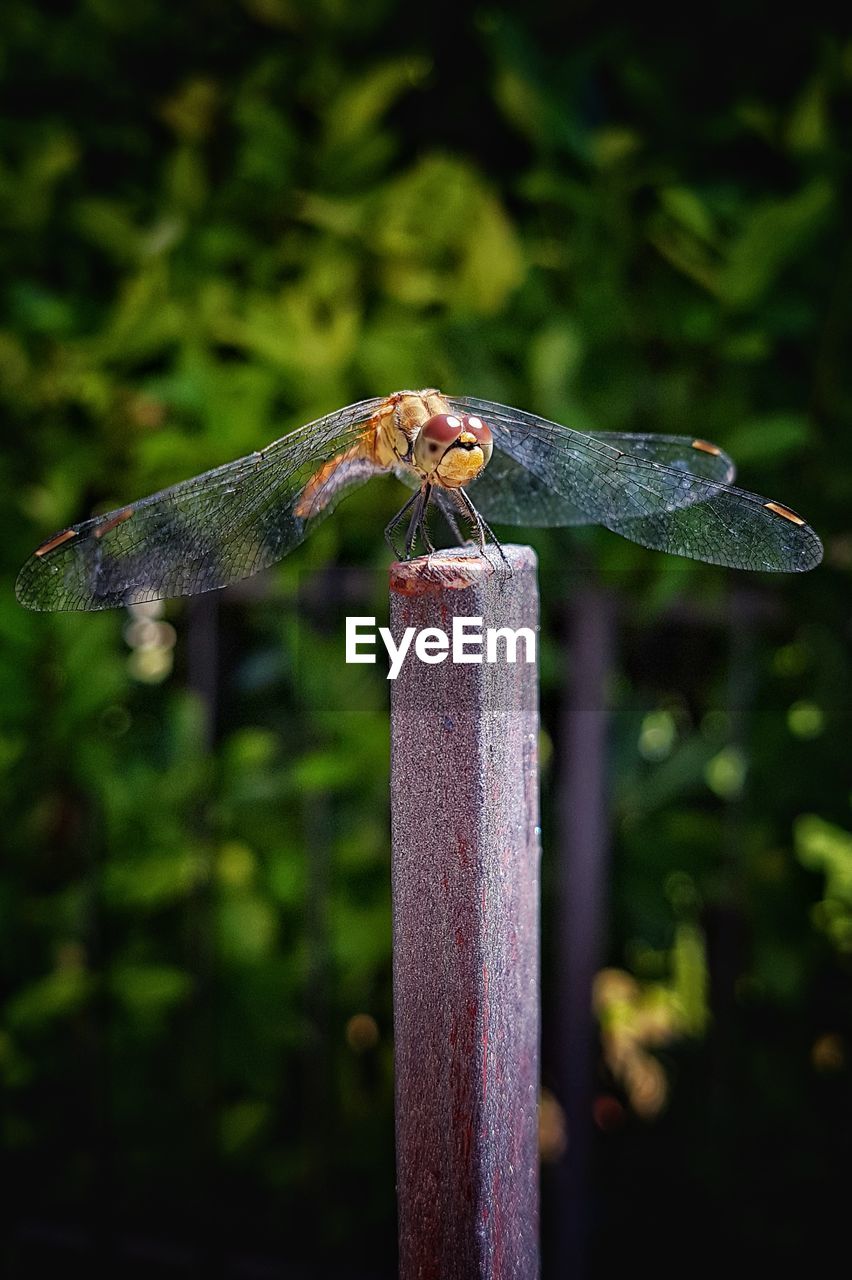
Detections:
[16, 388, 822, 611]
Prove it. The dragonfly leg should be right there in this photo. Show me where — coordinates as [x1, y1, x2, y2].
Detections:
[403, 500, 420, 559]
[434, 490, 468, 546]
[420, 485, 437, 554]
[454, 488, 511, 570]
[404, 485, 432, 560]
[385, 488, 422, 560]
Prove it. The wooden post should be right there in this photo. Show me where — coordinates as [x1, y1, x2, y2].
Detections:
[389, 545, 541, 1280]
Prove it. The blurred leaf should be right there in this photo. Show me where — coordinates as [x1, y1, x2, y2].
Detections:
[240, 0, 299, 27]
[719, 181, 832, 309]
[796, 814, 852, 904]
[0, 131, 78, 229]
[224, 728, 280, 772]
[217, 896, 278, 962]
[658, 187, 718, 245]
[74, 199, 145, 264]
[7, 282, 78, 337]
[217, 840, 258, 888]
[164, 145, 208, 213]
[267, 850, 306, 905]
[159, 77, 219, 141]
[232, 94, 296, 193]
[647, 222, 721, 295]
[290, 748, 362, 792]
[725, 413, 813, 465]
[102, 850, 207, 908]
[220, 1098, 271, 1154]
[109, 963, 192, 1014]
[672, 922, 709, 1035]
[6, 967, 92, 1030]
[323, 57, 430, 148]
[786, 78, 828, 153]
[592, 127, 642, 169]
[95, 262, 185, 360]
[528, 320, 584, 410]
[704, 745, 747, 800]
[374, 154, 524, 313]
[491, 43, 590, 160]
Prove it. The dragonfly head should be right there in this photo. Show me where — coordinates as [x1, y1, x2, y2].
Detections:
[413, 413, 493, 489]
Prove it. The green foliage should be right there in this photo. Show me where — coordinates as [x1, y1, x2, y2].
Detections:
[796, 815, 852, 950]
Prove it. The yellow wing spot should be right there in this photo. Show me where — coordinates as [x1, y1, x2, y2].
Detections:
[94, 507, 134, 539]
[35, 528, 78, 558]
[764, 501, 806, 526]
[691, 439, 722, 456]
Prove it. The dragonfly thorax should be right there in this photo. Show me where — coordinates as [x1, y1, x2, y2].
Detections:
[372, 389, 449, 466]
[372, 390, 492, 489]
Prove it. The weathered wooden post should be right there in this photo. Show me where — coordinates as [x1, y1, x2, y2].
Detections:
[389, 545, 541, 1280]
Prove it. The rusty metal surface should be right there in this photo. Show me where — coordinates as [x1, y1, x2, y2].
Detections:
[389, 545, 541, 1280]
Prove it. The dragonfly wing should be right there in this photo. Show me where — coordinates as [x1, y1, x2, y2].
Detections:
[393, 466, 420, 492]
[450, 397, 822, 571]
[595, 433, 735, 485]
[462, 449, 592, 526]
[457, 434, 733, 527]
[17, 398, 386, 611]
[449, 397, 736, 526]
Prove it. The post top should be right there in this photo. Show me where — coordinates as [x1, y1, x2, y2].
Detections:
[389, 544, 537, 597]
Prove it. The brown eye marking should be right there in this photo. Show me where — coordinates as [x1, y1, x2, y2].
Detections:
[691, 439, 722, 456]
[419, 413, 465, 444]
[35, 528, 77, 557]
[764, 501, 807, 526]
[94, 507, 134, 539]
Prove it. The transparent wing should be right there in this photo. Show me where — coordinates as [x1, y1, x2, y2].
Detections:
[16, 398, 386, 611]
[450, 397, 822, 572]
[458, 431, 736, 527]
[394, 428, 733, 525]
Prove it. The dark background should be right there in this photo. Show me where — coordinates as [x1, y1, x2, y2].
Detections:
[1, 1, 851, 1275]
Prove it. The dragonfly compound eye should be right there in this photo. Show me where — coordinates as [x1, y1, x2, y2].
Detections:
[413, 413, 494, 487]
